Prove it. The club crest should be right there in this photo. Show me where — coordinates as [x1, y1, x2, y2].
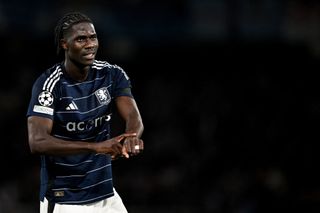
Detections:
[95, 87, 111, 105]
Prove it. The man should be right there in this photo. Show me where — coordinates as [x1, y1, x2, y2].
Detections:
[26, 12, 144, 213]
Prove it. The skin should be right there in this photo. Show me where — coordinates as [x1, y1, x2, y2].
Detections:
[27, 22, 144, 159]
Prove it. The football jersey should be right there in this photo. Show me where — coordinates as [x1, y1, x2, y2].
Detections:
[26, 60, 133, 204]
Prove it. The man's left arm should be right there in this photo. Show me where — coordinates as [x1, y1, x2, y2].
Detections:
[115, 96, 144, 157]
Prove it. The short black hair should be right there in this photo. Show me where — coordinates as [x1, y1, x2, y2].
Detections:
[54, 12, 93, 55]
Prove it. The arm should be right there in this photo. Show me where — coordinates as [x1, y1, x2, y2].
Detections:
[27, 116, 135, 156]
[115, 96, 144, 157]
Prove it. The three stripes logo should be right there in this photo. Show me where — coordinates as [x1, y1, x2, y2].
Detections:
[42, 66, 62, 92]
[66, 101, 78, 110]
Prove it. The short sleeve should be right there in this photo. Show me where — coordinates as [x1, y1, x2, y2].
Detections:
[112, 65, 134, 98]
[26, 74, 57, 120]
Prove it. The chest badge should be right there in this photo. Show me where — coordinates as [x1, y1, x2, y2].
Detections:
[95, 87, 111, 105]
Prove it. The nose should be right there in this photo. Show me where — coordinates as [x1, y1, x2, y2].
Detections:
[85, 38, 98, 49]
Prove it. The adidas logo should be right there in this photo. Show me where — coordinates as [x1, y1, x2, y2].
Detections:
[66, 102, 78, 110]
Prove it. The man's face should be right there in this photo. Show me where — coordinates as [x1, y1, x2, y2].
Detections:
[62, 22, 99, 66]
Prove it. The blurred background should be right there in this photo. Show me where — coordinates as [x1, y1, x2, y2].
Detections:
[1, 0, 320, 212]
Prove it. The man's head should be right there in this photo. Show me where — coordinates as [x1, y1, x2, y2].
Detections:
[54, 12, 99, 66]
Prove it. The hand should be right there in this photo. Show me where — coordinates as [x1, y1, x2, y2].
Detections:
[121, 135, 144, 158]
[95, 133, 137, 159]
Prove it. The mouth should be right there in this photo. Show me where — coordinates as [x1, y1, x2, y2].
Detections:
[83, 52, 95, 60]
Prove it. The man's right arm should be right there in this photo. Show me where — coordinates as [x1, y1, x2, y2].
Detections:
[27, 116, 134, 156]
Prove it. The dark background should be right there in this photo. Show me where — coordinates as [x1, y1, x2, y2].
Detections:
[1, 0, 320, 212]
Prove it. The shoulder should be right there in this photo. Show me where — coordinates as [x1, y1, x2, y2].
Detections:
[92, 60, 123, 71]
[36, 63, 62, 80]
[33, 63, 63, 91]
[92, 60, 129, 79]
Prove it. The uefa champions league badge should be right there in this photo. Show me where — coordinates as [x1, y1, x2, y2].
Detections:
[38, 91, 54, 106]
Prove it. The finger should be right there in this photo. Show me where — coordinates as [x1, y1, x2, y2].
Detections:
[134, 139, 143, 153]
[133, 144, 140, 154]
[115, 133, 137, 143]
[116, 135, 125, 142]
[122, 133, 137, 138]
[139, 139, 144, 151]
[122, 146, 129, 158]
[110, 143, 123, 158]
[125, 140, 132, 153]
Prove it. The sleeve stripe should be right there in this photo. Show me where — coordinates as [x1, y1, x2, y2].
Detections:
[49, 72, 63, 92]
[42, 66, 61, 90]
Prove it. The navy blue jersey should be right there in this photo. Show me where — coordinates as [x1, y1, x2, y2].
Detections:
[26, 60, 133, 204]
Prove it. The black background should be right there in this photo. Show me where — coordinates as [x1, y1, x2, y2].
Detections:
[0, 0, 320, 212]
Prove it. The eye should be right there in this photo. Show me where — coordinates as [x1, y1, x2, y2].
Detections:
[76, 36, 86, 42]
[89, 35, 97, 40]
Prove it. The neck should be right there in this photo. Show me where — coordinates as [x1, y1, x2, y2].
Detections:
[64, 59, 90, 82]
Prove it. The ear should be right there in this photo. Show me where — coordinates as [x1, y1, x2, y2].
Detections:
[60, 39, 68, 50]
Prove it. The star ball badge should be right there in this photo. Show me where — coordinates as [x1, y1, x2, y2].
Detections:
[38, 91, 54, 106]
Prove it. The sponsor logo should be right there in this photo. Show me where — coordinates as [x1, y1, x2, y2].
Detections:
[66, 114, 111, 132]
[38, 91, 54, 106]
[95, 87, 111, 105]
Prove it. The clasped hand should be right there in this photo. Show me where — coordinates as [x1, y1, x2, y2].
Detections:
[96, 133, 144, 159]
